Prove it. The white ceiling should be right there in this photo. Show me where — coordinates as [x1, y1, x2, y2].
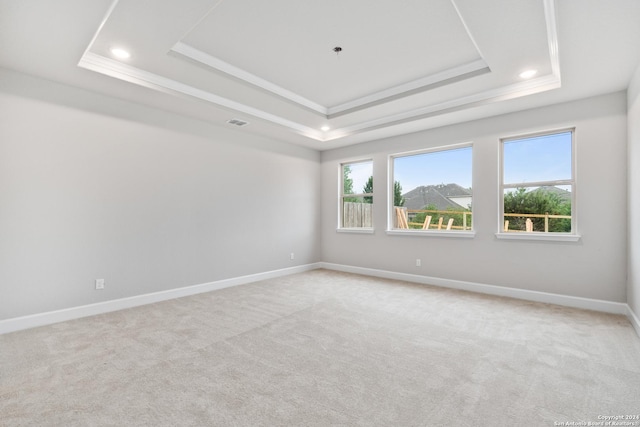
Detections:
[1, 0, 639, 150]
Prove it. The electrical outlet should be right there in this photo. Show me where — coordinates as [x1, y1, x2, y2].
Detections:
[95, 279, 105, 290]
[416, 259, 421, 267]
[290, 252, 295, 260]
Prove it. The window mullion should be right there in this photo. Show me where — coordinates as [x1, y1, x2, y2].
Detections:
[503, 179, 573, 189]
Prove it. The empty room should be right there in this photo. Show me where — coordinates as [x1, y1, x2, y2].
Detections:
[1, 0, 640, 425]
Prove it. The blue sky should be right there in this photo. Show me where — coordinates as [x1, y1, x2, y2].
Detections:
[346, 132, 572, 195]
[346, 161, 373, 194]
[394, 146, 472, 192]
[503, 131, 572, 184]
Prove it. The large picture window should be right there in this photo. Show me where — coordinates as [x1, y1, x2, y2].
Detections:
[340, 160, 373, 229]
[390, 144, 472, 233]
[500, 129, 575, 237]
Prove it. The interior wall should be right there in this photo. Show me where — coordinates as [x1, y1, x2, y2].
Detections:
[628, 64, 640, 316]
[0, 70, 321, 320]
[321, 92, 628, 302]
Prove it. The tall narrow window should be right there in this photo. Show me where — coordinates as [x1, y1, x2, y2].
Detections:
[500, 130, 575, 236]
[340, 160, 373, 229]
[390, 144, 473, 232]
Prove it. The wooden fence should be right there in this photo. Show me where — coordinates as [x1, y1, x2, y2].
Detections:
[503, 212, 571, 232]
[347, 204, 570, 232]
[395, 208, 472, 230]
[343, 202, 373, 228]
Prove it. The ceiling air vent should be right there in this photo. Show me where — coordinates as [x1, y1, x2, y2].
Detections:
[227, 118, 249, 127]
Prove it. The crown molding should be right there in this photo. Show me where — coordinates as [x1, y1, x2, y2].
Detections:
[323, 74, 561, 141]
[172, 41, 491, 119]
[171, 41, 328, 115]
[78, 0, 560, 144]
[79, 50, 559, 143]
[544, 0, 561, 78]
[78, 51, 324, 140]
[327, 60, 490, 118]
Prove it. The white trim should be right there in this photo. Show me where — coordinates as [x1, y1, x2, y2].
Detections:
[4, 262, 637, 339]
[388, 143, 474, 233]
[78, 51, 559, 144]
[627, 305, 640, 338]
[171, 42, 328, 115]
[171, 42, 489, 119]
[0, 263, 321, 335]
[319, 262, 629, 315]
[386, 230, 475, 238]
[339, 159, 374, 230]
[327, 60, 490, 117]
[450, 0, 487, 61]
[543, 0, 561, 79]
[77, 56, 558, 144]
[81, 0, 120, 59]
[78, 52, 324, 141]
[169, 0, 569, 119]
[388, 155, 395, 231]
[495, 232, 581, 242]
[499, 128, 576, 236]
[322, 74, 561, 142]
[77, 1, 561, 144]
[336, 228, 375, 234]
[503, 179, 572, 189]
[389, 141, 474, 159]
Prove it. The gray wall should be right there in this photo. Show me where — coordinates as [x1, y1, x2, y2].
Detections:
[628, 65, 640, 316]
[321, 92, 628, 302]
[0, 70, 321, 320]
[0, 66, 633, 321]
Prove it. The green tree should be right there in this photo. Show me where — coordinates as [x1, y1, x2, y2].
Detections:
[503, 187, 571, 232]
[342, 165, 360, 203]
[363, 176, 373, 203]
[363, 177, 403, 206]
[394, 181, 404, 207]
[343, 165, 354, 195]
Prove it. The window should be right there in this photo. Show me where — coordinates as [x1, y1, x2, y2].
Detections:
[340, 160, 373, 229]
[390, 144, 473, 233]
[500, 129, 576, 238]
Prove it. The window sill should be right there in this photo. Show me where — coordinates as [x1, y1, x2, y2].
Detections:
[386, 230, 476, 238]
[495, 232, 581, 242]
[337, 228, 375, 234]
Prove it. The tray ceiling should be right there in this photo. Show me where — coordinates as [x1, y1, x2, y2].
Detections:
[180, 0, 483, 108]
[78, 0, 559, 146]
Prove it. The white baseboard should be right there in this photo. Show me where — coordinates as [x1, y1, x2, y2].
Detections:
[4, 262, 638, 339]
[0, 263, 321, 335]
[628, 305, 640, 338]
[319, 262, 630, 316]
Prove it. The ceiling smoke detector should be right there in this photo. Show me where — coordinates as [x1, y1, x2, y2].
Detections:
[227, 118, 249, 127]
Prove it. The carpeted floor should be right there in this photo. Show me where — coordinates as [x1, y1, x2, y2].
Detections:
[1, 269, 639, 426]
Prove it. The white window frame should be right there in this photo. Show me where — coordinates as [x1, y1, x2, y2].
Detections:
[497, 128, 580, 242]
[338, 159, 374, 233]
[387, 143, 475, 238]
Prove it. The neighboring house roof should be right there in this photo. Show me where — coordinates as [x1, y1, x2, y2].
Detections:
[402, 184, 472, 210]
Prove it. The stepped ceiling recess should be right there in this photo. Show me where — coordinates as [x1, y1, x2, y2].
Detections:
[1, 0, 640, 150]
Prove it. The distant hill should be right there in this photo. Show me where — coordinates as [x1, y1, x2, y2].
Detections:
[402, 183, 472, 210]
[529, 186, 571, 202]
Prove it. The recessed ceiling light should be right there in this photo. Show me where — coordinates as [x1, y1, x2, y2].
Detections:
[110, 48, 131, 60]
[519, 69, 537, 79]
[321, 125, 330, 132]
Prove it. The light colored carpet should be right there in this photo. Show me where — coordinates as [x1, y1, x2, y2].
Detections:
[1, 269, 639, 426]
